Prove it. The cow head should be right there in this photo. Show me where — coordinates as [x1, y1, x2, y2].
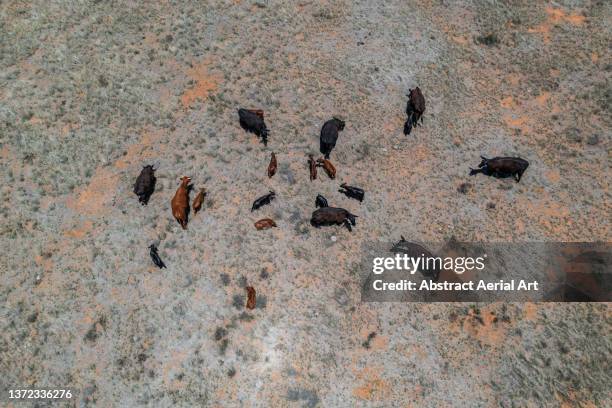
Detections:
[346, 212, 358, 226]
[333, 117, 346, 130]
[180, 176, 192, 186]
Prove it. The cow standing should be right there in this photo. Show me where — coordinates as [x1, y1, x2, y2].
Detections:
[238, 108, 269, 146]
[148, 244, 167, 269]
[192, 188, 206, 215]
[171, 176, 192, 230]
[403, 87, 426, 135]
[267, 152, 277, 178]
[319, 117, 345, 159]
[133, 165, 156, 205]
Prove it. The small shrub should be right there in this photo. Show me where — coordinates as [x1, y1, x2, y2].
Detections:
[476, 33, 499, 46]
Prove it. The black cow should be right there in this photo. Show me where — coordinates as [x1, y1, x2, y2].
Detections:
[238, 108, 269, 146]
[320, 117, 345, 159]
[133, 165, 156, 205]
[315, 194, 329, 208]
[149, 244, 166, 269]
[251, 191, 276, 211]
[339, 183, 365, 202]
[469, 156, 529, 182]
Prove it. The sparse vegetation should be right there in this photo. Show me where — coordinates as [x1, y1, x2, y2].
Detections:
[0, 1, 609, 407]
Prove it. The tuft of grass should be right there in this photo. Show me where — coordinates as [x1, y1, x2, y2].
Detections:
[476, 33, 499, 46]
[232, 294, 244, 309]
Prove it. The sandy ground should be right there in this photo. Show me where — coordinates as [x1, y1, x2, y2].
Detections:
[1, 1, 610, 407]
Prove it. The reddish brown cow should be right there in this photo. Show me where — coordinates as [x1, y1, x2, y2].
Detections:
[316, 158, 336, 179]
[254, 218, 277, 230]
[246, 286, 256, 309]
[192, 188, 206, 215]
[267, 152, 277, 178]
[171, 176, 191, 230]
[308, 154, 317, 181]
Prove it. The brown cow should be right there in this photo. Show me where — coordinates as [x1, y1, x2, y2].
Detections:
[308, 154, 317, 181]
[192, 188, 206, 214]
[404, 87, 426, 135]
[254, 218, 277, 230]
[171, 176, 191, 230]
[316, 158, 336, 179]
[246, 286, 256, 309]
[311, 207, 357, 232]
[267, 152, 277, 178]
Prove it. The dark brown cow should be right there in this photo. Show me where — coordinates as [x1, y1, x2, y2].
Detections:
[404, 87, 426, 135]
[310, 207, 357, 231]
[267, 152, 277, 178]
[469, 156, 529, 182]
[171, 176, 191, 229]
[308, 154, 317, 181]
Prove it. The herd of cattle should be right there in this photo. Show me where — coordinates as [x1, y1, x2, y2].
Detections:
[133, 87, 529, 279]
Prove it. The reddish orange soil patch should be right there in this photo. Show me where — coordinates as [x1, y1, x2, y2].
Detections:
[451, 35, 469, 45]
[60, 122, 80, 137]
[501, 90, 559, 136]
[0, 144, 9, 158]
[352, 367, 391, 401]
[557, 390, 598, 408]
[28, 116, 44, 125]
[522, 303, 538, 321]
[383, 117, 403, 133]
[460, 306, 510, 347]
[500, 96, 514, 109]
[535, 91, 551, 107]
[503, 115, 530, 131]
[114, 127, 164, 170]
[359, 328, 389, 351]
[32, 245, 72, 297]
[544, 169, 561, 184]
[528, 7, 586, 43]
[368, 335, 389, 351]
[34, 254, 54, 274]
[524, 197, 571, 218]
[545, 7, 586, 25]
[67, 166, 119, 215]
[64, 220, 94, 239]
[180, 59, 222, 108]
